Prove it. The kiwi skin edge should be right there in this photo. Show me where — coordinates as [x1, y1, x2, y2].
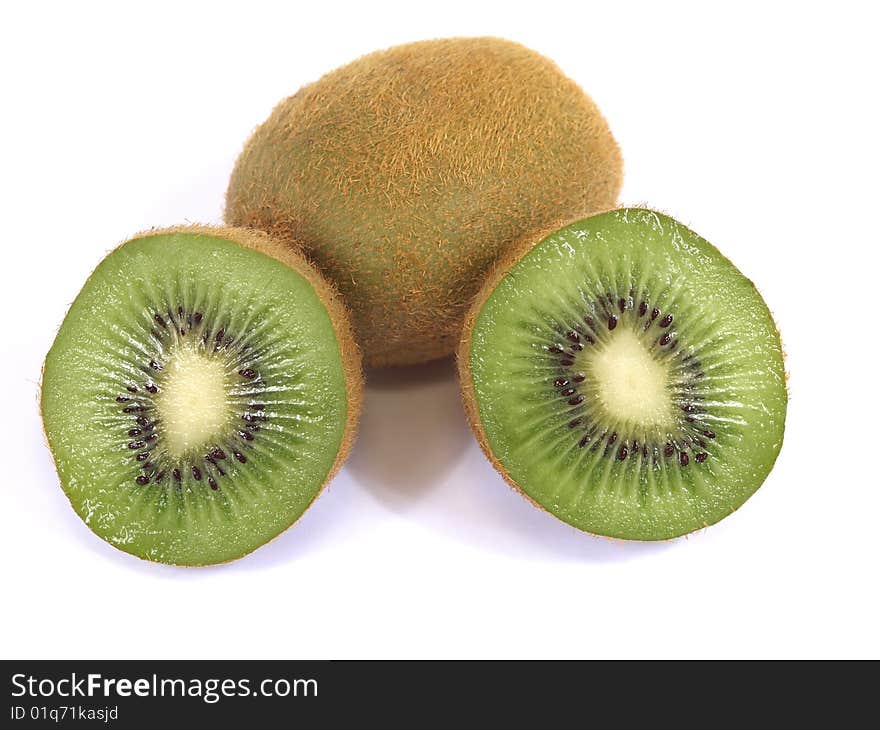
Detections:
[40, 224, 363, 566]
[456, 208, 786, 542]
[457, 216, 593, 527]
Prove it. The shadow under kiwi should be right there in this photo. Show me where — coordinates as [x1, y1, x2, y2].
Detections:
[348, 357, 677, 563]
[428, 446, 678, 563]
[346, 357, 471, 506]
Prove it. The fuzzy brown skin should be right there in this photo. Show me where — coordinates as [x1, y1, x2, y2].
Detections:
[226, 37, 623, 367]
[41, 225, 363, 566]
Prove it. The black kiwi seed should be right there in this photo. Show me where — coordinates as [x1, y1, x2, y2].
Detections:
[111, 307, 276, 504]
[539, 289, 716, 473]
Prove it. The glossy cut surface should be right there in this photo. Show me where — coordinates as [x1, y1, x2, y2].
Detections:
[42, 231, 352, 564]
[465, 209, 787, 539]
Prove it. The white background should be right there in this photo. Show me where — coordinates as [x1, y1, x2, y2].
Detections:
[1, 1, 878, 659]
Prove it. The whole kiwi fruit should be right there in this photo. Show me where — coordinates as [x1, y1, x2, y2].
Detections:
[226, 37, 623, 367]
[41, 225, 362, 565]
[458, 208, 787, 540]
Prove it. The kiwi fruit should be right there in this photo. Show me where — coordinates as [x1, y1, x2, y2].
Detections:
[41, 226, 362, 565]
[226, 37, 623, 367]
[458, 208, 786, 540]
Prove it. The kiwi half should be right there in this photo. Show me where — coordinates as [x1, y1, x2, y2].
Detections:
[226, 37, 622, 367]
[41, 226, 362, 565]
[459, 209, 786, 540]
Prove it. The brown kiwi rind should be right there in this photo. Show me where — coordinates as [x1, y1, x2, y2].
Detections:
[226, 37, 623, 367]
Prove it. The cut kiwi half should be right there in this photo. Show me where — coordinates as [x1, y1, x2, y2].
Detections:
[41, 226, 362, 565]
[459, 208, 786, 540]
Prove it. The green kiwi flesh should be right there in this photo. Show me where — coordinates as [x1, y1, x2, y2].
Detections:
[460, 209, 787, 540]
[42, 227, 361, 565]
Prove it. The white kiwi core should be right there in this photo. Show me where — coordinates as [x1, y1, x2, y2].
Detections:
[154, 345, 232, 458]
[590, 329, 675, 429]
